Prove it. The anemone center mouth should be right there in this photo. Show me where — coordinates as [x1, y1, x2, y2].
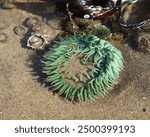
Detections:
[60, 55, 94, 88]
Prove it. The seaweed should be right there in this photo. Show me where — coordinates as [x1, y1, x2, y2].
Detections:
[64, 17, 111, 39]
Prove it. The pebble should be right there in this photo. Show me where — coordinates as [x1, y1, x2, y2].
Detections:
[14, 25, 27, 36]
[142, 97, 147, 100]
[0, 33, 7, 43]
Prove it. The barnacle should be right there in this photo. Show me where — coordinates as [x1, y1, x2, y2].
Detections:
[25, 17, 41, 28]
[42, 35, 124, 101]
[14, 25, 27, 36]
[27, 34, 46, 50]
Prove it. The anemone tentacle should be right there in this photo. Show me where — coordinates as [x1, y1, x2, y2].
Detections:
[42, 35, 124, 101]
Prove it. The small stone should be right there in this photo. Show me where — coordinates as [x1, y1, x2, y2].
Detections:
[142, 97, 147, 100]
[83, 14, 90, 19]
[129, 111, 133, 114]
[0, 33, 7, 43]
[14, 25, 27, 36]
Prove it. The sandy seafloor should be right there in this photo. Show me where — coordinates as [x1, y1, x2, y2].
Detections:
[0, 1, 150, 120]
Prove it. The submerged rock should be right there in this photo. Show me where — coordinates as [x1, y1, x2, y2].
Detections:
[118, 0, 150, 32]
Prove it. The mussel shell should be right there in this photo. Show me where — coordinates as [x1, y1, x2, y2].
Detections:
[70, 0, 118, 19]
[54, 0, 123, 19]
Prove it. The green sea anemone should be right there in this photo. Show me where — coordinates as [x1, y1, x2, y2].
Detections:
[42, 35, 124, 101]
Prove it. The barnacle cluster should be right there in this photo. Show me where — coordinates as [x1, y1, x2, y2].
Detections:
[42, 35, 124, 101]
